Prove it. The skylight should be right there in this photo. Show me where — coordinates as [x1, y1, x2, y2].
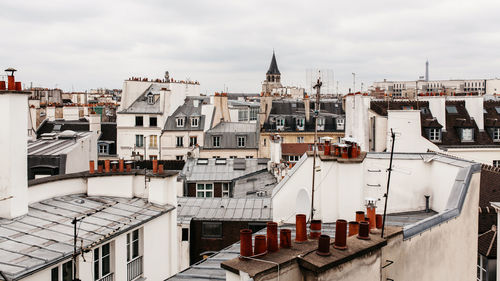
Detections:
[197, 158, 208, 165]
[446, 106, 458, 114]
[495, 107, 500, 114]
[215, 158, 227, 165]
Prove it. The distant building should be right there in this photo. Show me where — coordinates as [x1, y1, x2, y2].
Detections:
[200, 122, 260, 159]
[116, 74, 200, 160]
[161, 97, 214, 160]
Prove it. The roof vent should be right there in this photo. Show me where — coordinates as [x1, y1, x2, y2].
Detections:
[41, 132, 58, 140]
[59, 130, 78, 139]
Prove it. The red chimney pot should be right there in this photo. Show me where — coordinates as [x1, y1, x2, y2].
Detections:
[152, 160, 158, 174]
[119, 159, 124, 172]
[334, 219, 348, 250]
[280, 229, 292, 249]
[357, 221, 371, 240]
[240, 229, 253, 259]
[89, 161, 95, 174]
[104, 160, 110, 173]
[316, 235, 331, 256]
[348, 221, 359, 237]
[254, 235, 267, 256]
[267, 222, 279, 252]
[309, 220, 322, 239]
[295, 214, 307, 242]
[355, 211, 365, 222]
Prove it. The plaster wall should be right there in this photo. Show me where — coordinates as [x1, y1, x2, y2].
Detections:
[65, 132, 99, 174]
[445, 148, 500, 165]
[47, 106, 56, 121]
[308, 251, 381, 281]
[63, 107, 79, 120]
[120, 80, 152, 110]
[28, 177, 87, 204]
[87, 175, 134, 198]
[381, 172, 480, 281]
[421, 96, 446, 130]
[199, 149, 258, 159]
[0, 93, 28, 218]
[486, 79, 500, 95]
[345, 94, 371, 151]
[373, 113, 387, 152]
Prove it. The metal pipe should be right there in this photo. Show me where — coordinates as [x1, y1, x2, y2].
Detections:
[381, 129, 396, 238]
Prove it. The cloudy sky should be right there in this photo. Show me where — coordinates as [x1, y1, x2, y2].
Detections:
[1, 0, 500, 94]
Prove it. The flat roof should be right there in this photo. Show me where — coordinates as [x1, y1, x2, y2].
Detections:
[28, 131, 94, 156]
[0, 194, 174, 280]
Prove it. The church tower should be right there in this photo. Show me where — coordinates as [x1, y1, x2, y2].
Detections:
[262, 51, 282, 93]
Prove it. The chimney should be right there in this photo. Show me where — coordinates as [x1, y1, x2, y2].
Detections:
[355, 211, 365, 222]
[376, 214, 383, 229]
[316, 235, 331, 256]
[333, 219, 348, 250]
[254, 235, 267, 256]
[89, 161, 95, 174]
[5, 68, 16, 90]
[280, 229, 291, 249]
[270, 134, 282, 164]
[104, 160, 110, 172]
[423, 96, 447, 131]
[152, 159, 158, 174]
[464, 96, 484, 131]
[348, 221, 359, 237]
[309, 220, 322, 239]
[304, 95, 310, 122]
[119, 159, 124, 172]
[366, 204, 376, 230]
[89, 112, 101, 134]
[239, 229, 253, 259]
[0, 68, 29, 219]
[295, 214, 307, 242]
[267, 222, 279, 252]
[357, 221, 370, 240]
[212, 93, 230, 127]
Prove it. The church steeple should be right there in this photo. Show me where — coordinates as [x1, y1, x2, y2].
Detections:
[267, 51, 280, 75]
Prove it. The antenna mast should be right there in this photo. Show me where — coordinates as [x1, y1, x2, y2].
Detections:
[381, 129, 396, 238]
[310, 73, 322, 221]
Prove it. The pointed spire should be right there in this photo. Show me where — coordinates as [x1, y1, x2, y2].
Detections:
[266, 51, 280, 75]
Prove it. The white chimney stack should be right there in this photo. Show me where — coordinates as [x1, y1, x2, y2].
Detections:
[0, 72, 29, 219]
[270, 134, 282, 164]
[422, 96, 447, 131]
[464, 96, 484, 131]
[89, 112, 101, 134]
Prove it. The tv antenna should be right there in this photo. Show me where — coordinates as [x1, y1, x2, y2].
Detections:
[310, 72, 322, 221]
[381, 129, 396, 238]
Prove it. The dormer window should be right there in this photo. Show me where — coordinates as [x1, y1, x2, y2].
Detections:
[296, 118, 305, 131]
[147, 93, 154, 105]
[492, 128, 500, 142]
[276, 117, 285, 130]
[191, 117, 199, 127]
[461, 128, 474, 142]
[317, 117, 325, 131]
[446, 106, 458, 114]
[428, 128, 441, 142]
[176, 117, 184, 127]
[336, 118, 345, 130]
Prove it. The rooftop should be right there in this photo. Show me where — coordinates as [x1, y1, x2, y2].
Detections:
[0, 194, 174, 280]
[28, 131, 94, 156]
[180, 158, 269, 182]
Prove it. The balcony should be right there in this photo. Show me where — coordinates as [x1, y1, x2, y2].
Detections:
[127, 256, 143, 281]
[97, 273, 114, 281]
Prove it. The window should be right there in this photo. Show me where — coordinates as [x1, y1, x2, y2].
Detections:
[51, 260, 73, 281]
[297, 136, 304, 143]
[237, 136, 246, 147]
[246, 155, 254, 159]
[263, 138, 267, 146]
[176, 117, 184, 127]
[229, 155, 237, 159]
[176, 136, 184, 147]
[428, 129, 441, 142]
[196, 183, 213, 197]
[176, 155, 184, 160]
[94, 243, 111, 281]
[147, 93, 154, 104]
[336, 118, 345, 130]
[191, 117, 199, 127]
[202, 222, 222, 238]
[493, 128, 500, 141]
[98, 143, 109, 155]
[149, 117, 157, 127]
[446, 106, 458, 114]
[222, 183, 230, 197]
[135, 116, 143, 127]
[127, 229, 140, 262]
[149, 155, 157, 160]
[149, 135, 158, 148]
[190, 136, 198, 146]
[493, 160, 500, 167]
[213, 136, 221, 147]
[182, 228, 189, 241]
[238, 109, 249, 122]
[250, 107, 259, 121]
[477, 254, 487, 281]
[276, 118, 285, 129]
[461, 128, 474, 142]
[317, 117, 325, 130]
[296, 118, 305, 130]
[495, 107, 500, 114]
[135, 135, 144, 147]
[289, 155, 300, 162]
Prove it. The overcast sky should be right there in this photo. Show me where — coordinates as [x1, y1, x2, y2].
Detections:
[1, 0, 500, 94]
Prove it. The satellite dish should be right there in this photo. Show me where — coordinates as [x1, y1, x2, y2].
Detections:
[295, 188, 311, 221]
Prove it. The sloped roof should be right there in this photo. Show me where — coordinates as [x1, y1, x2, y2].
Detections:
[119, 84, 163, 114]
[180, 158, 268, 182]
[478, 226, 497, 258]
[164, 97, 209, 131]
[266, 52, 280, 75]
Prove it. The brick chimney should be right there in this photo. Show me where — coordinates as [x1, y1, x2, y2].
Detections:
[212, 92, 231, 127]
[0, 69, 29, 219]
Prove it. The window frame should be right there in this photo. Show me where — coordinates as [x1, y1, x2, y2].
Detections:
[336, 118, 345, 130]
[238, 109, 249, 122]
[190, 136, 198, 146]
[149, 135, 158, 148]
[296, 118, 305, 130]
[176, 155, 184, 160]
[461, 128, 474, 142]
[135, 135, 144, 147]
[276, 117, 285, 128]
[222, 183, 230, 197]
[477, 254, 487, 281]
[212, 136, 221, 147]
[94, 242, 112, 281]
[428, 128, 441, 142]
[237, 136, 246, 148]
[135, 116, 144, 127]
[149, 116, 157, 127]
[98, 143, 109, 155]
[297, 136, 304, 143]
[493, 160, 500, 167]
[201, 222, 223, 239]
[196, 183, 214, 198]
[126, 229, 141, 262]
[250, 107, 259, 121]
[51, 260, 73, 281]
[176, 117, 185, 127]
[176, 136, 184, 147]
[191, 117, 199, 127]
[492, 128, 500, 142]
[147, 93, 154, 105]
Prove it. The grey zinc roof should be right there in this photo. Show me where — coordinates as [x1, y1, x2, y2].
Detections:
[28, 131, 94, 156]
[164, 97, 210, 131]
[203, 122, 259, 149]
[167, 211, 434, 281]
[119, 84, 164, 114]
[177, 197, 272, 224]
[0, 194, 174, 280]
[180, 158, 269, 182]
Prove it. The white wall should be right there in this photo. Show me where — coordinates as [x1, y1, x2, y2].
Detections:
[63, 107, 80, 120]
[65, 132, 99, 174]
[345, 94, 371, 151]
[29, 177, 87, 204]
[88, 175, 135, 198]
[446, 148, 500, 165]
[421, 96, 446, 131]
[0, 92, 28, 219]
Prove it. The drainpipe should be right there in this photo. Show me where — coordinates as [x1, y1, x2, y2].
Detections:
[425, 195, 430, 213]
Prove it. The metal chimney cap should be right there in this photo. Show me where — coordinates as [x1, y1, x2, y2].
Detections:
[4, 68, 17, 75]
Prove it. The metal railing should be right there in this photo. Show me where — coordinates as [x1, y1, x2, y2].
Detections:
[127, 256, 143, 281]
[97, 273, 114, 281]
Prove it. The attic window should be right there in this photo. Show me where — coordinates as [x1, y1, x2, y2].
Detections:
[446, 106, 458, 114]
[191, 117, 199, 127]
[147, 93, 154, 104]
[176, 117, 184, 127]
[496, 107, 500, 114]
[420, 107, 430, 114]
[197, 158, 208, 165]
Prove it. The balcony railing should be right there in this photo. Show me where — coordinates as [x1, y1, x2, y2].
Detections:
[97, 273, 114, 281]
[127, 256, 143, 281]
